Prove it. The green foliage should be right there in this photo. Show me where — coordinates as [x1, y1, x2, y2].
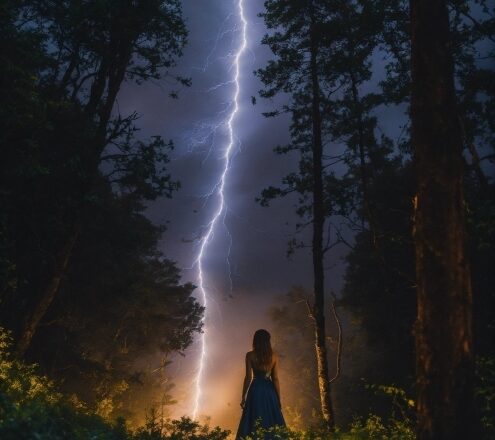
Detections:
[0, 0, 199, 427]
[134, 412, 230, 440]
[23, 191, 203, 424]
[0, 328, 118, 440]
[340, 0, 495, 420]
[0, 328, 229, 440]
[1, 324, 413, 440]
[476, 355, 495, 438]
[238, 413, 414, 440]
[256, 0, 376, 222]
[345, 414, 414, 440]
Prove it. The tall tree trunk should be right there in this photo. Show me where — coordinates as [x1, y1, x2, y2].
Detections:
[410, 1, 476, 438]
[15, 53, 109, 357]
[15, 7, 141, 357]
[310, 19, 335, 430]
[15, 223, 81, 357]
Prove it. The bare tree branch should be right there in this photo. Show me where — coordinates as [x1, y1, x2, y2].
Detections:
[329, 292, 342, 384]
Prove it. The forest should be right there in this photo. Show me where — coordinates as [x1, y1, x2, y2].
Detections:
[0, 0, 493, 439]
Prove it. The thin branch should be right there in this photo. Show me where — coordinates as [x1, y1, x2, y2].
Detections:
[329, 292, 342, 384]
[295, 297, 316, 321]
[480, 153, 494, 162]
[323, 240, 340, 254]
[332, 221, 355, 250]
[104, 167, 132, 179]
[294, 219, 313, 233]
[306, 299, 315, 320]
[458, 116, 488, 189]
[450, 5, 495, 44]
[101, 152, 141, 161]
[71, 72, 98, 101]
[325, 80, 347, 99]
[322, 157, 345, 169]
[322, 152, 346, 161]
[323, 219, 334, 253]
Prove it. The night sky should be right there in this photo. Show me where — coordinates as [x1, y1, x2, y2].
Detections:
[117, 0, 380, 429]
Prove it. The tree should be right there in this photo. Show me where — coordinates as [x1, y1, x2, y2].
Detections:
[342, 158, 416, 385]
[268, 288, 324, 429]
[257, 0, 386, 427]
[410, 1, 476, 437]
[339, 0, 494, 434]
[256, 0, 340, 427]
[0, 0, 189, 356]
[0, 1, 203, 421]
[27, 189, 203, 423]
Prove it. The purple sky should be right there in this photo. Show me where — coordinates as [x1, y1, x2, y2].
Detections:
[116, 0, 397, 429]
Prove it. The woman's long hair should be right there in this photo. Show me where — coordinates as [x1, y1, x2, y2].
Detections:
[252, 329, 273, 371]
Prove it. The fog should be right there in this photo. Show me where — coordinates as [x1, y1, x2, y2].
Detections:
[118, 0, 357, 432]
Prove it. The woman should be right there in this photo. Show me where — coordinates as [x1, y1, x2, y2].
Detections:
[236, 329, 286, 439]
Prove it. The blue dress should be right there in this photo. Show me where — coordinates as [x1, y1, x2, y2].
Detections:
[236, 368, 286, 439]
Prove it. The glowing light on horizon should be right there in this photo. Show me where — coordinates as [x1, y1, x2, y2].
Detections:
[192, 0, 247, 420]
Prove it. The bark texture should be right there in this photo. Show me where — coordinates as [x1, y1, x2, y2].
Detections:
[310, 20, 335, 429]
[410, 1, 476, 438]
[15, 224, 81, 356]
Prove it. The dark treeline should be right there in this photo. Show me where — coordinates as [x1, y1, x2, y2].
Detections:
[0, 0, 202, 428]
[257, 0, 494, 438]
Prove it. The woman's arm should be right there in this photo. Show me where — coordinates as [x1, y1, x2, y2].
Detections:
[240, 352, 253, 408]
[271, 354, 281, 407]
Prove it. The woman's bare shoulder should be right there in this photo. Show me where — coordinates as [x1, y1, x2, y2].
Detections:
[271, 351, 279, 371]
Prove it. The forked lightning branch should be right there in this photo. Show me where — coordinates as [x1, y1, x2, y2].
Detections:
[192, 0, 247, 420]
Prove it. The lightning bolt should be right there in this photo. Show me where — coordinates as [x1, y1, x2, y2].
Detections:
[192, 0, 247, 420]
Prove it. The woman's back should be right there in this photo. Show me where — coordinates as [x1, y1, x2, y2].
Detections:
[247, 350, 277, 377]
[236, 330, 285, 439]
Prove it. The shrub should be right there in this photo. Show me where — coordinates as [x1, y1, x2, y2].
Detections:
[0, 328, 230, 440]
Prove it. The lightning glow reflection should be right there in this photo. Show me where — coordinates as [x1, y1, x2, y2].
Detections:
[192, 0, 247, 420]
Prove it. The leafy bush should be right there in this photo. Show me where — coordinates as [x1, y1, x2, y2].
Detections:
[0, 326, 414, 439]
[0, 328, 122, 439]
[476, 355, 495, 438]
[239, 383, 415, 440]
[0, 328, 230, 440]
[134, 411, 229, 440]
[238, 413, 414, 440]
